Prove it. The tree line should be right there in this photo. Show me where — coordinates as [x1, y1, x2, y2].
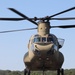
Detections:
[0, 69, 75, 75]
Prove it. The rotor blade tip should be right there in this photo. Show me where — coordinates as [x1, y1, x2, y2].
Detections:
[8, 8, 13, 10]
[8, 8, 11, 10]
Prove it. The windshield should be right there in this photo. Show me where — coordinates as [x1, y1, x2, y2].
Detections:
[47, 37, 54, 43]
[33, 37, 41, 43]
[33, 36, 54, 43]
[42, 37, 46, 42]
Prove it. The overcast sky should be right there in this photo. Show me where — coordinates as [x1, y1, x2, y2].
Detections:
[0, 0, 75, 71]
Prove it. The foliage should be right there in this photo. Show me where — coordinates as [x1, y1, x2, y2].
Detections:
[0, 69, 75, 75]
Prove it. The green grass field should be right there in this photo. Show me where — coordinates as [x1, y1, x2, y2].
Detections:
[0, 69, 75, 75]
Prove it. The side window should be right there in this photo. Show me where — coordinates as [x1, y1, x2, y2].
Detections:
[58, 38, 65, 48]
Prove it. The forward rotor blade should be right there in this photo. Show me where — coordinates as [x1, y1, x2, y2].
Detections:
[0, 17, 75, 21]
[51, 25, 75, 28]
[0, 28, 37, 33]
[8, 8, 38, 25]
[50, 7, 75, 18]
[0, 18, 24, 21]
[51, 17, 75, 20]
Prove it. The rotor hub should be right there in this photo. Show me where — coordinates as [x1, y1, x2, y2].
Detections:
[38, 21, 50, 36]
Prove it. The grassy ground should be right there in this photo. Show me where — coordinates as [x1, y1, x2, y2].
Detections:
[0, 69, 75, 75]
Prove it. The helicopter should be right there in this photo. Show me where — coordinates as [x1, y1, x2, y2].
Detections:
[0, 7, 75, 75]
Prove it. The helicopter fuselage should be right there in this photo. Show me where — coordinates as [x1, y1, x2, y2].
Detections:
[23, 22, 65, 71]
[23, 34, 64, 71]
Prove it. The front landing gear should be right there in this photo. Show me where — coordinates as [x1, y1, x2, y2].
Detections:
[24, 68, 30, 75]
[57, 68, 64, 75]
[24, 68, 64, 75]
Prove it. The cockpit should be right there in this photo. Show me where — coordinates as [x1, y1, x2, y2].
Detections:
[32, 35, 65, 47]
[28, 34, 65, 51]
[33, 36, 54, 43]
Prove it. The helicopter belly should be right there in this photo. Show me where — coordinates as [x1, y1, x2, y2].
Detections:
[24, 51, 64, 71]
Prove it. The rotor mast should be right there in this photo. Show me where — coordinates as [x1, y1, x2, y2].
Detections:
[38, 21, 50, 36]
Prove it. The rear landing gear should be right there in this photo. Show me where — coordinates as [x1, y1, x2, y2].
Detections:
[24, 68, 30, 75]
[57, 68, 64, 75]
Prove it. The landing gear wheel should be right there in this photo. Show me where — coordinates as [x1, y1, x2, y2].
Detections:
[57, 68, 64, 75]
[60, 68, 64, 75]
[24, 69, 27, 75]
[28, 70, 30, 75]
[57, 69, 60, 75]
[24, 68, 30, 75]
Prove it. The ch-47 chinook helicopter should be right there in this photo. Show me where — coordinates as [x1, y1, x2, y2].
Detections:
[0, 7, 75, 75]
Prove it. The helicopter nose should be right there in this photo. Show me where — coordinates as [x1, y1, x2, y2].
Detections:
[34, 49, 41, 56]
[34, 43, 54, 55]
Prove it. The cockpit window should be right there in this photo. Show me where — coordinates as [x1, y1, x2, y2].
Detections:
[42, 37, 46, 42]
[33, 36, 54, 43]
[33, 37, 40, 43]
[47, 37, 54, 43]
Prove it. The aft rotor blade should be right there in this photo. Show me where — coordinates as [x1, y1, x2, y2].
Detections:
[0, 18, 24, 21]
[50, 7, 75, 18]
[51, 17, 75, 20]
[51, 25, 75, 28]
[8, 8, 38, 25]
[0, 28, 37, 33]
